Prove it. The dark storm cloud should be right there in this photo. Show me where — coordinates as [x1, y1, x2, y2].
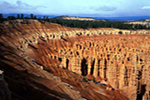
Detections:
[0, 0, 47, 13]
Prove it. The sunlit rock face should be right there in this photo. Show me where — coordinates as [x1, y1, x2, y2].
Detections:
[0, 19, 149, 100]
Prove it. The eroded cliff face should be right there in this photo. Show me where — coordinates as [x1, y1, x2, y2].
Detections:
[0, 19, 149, 100]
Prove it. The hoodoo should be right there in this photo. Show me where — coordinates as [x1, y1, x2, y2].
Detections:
[0, 19, 149, 100]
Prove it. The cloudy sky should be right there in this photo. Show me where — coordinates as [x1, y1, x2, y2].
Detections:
[0, 0, 150, 17]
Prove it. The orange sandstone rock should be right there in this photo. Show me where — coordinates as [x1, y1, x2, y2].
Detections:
[0, 19, 149, 100]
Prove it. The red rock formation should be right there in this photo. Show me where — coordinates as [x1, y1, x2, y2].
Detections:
[0, 19, 149, 100]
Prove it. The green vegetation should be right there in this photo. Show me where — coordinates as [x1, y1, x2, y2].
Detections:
[21, 14, 24, 19]
[17, 14, 20, 19]
[0, 14, 3, 23]
[44, 18, 149, 30]
[30, 14, 34, 19]
[0, 13, 150, 30]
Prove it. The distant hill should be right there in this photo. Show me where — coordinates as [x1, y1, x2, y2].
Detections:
[125, 18, 150, 27]
[92, 16, 150, 21]
[55, 16, 106, 21]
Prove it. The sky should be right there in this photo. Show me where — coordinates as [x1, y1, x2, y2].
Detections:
[0, 0, 150, 17]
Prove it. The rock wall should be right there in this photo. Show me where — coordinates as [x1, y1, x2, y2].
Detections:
[0, 19, 149, 100]
[29, 34, 150, 100]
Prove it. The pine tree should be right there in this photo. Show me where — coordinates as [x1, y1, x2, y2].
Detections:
[17, 14, 20, 19]
[34, 16, 37, 19]
[21, 14, 24, 19]
[0, 14, 3, 23]
[46, 16, 48, 19]
[43, 16, 46, 19]
[7, 16, 16, 20]
[30, 14, 34, 19]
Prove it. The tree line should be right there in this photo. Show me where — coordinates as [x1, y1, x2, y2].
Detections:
[0, 14, 149, 30]
[41, 18, 150, 30]
[0, 14, 37, 23]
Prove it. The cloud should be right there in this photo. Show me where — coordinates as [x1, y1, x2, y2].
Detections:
[142, 6, 150, 9]
[0, 0, 47, 13]
[92, 6, 117, 11]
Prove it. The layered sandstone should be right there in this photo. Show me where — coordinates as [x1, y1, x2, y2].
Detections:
[0, 19, 149, 100]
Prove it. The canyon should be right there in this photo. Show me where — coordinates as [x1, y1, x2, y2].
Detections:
[0, 19, 149, 100]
